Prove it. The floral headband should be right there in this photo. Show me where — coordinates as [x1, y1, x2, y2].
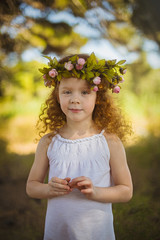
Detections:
[39, 52, 127, 93]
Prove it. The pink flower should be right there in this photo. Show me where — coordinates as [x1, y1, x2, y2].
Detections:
[112, 86, 120, 93]
[64, 61, 74, 71]
[76, 64, 83, 70]
[49, 69, 58, 78]
[93, 76, 101, 85]
[119, 76, 125, 83]
[43, 74, 47, 80]
[123, 69, 127, 74]
[93, 86, 99, 92]
[77, 58, 86, 66]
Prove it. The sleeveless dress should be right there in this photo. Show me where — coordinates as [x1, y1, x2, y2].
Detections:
[44, 130, 115, 240]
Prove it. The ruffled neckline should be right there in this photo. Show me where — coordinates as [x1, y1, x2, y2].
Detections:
[56, 130, 105, 143]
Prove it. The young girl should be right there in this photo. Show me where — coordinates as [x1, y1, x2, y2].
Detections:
[26, 53, 133, 240]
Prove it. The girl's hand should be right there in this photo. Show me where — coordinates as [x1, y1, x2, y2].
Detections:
[48, 177, 72, 198]
[69, 176, 96, 199]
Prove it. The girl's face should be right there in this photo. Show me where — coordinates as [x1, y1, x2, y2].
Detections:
[58, 78, 97, 123]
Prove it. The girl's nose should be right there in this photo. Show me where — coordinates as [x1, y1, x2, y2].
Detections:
[70, 97, 80, 104]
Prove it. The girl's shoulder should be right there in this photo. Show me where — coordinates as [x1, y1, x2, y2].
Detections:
[103, 132, 119, 142]
[103, 132, 123, 148]
[38, 133, 54, 149]
[103, 132, 125, 162]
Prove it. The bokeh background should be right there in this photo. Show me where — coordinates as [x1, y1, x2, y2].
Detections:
[0, 0, 160, 239]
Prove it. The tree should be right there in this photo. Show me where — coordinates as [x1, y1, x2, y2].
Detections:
[0, 0, 160, 59]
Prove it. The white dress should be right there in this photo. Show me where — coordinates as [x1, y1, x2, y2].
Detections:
[44, 130, 115, 240]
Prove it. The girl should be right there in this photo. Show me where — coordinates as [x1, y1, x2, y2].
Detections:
[26, 53, 133, 240]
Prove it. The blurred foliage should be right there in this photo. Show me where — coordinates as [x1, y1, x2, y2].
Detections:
[0, 138, 46, 240]
[113, 134, 160, 240]
[0, 0, 88, 58]
[0, 0, 160, 59]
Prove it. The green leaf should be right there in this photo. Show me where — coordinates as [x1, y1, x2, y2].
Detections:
[62, 72, 71, 78]
[87, 52, 97, 67]
[52, 57, 59, 65]
[95, 72, 100, 77]
[71, 69, 80, 78]
[77, 72, 80, 78]
[38, 68, 44, 74]
[91, 52, 97, 65]
[72, 68, 77, 76]
[43, 56, 53, 66]
[58, 63, 65, 70]
[81, 74, 86, 80]
[38, 67, 49, 74]
[107, 59, 117, 65]
[69, 55, 78, 63]
[97, 59, 105, 67]
[102, 73, 112, 83]
[57, 73, 62, 81]
[43, 55, 52, 61]
[86, 72, 94, 79]
[117, 60, 126, 65]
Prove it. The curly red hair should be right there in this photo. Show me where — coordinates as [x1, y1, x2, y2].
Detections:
[36, 54, 132, 141]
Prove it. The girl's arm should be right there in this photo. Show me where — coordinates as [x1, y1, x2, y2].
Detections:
[26, 134, 71, 199]
[69, 134, 133, 203]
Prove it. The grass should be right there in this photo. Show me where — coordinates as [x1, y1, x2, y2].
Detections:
[113, 135, 160, 240]
[0, 138, 47, 240]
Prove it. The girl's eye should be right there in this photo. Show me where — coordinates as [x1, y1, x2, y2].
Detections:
[64, 90, 71, 94]
[82, 90, 90, 95]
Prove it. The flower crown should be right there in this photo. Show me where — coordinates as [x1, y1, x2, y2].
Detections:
[39, 52, 127, 93]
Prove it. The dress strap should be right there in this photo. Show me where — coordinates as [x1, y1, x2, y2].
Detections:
[100, 129, 105, 135]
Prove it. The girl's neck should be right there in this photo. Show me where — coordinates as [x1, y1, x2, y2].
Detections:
[59, 120, 99, 140]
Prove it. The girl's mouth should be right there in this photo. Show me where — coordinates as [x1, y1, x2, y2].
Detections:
[69, 109, 82, 113]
